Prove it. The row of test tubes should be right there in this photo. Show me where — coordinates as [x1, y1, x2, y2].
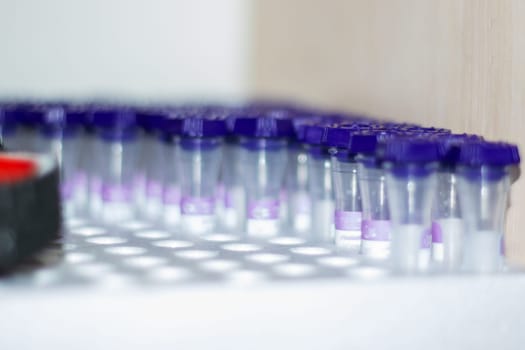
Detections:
[0, 101, 520, 274]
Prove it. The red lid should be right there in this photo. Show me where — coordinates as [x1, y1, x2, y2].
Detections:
[0, 156, 37, 184]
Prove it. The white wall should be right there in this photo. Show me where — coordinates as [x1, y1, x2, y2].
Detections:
[0, 0, 252, 102]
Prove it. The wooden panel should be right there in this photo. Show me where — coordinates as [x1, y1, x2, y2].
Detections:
[252, 0, 525, 263]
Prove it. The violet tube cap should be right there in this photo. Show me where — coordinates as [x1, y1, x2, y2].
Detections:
[458, 141, 520, 167]
[92, 108, 137, 130]
[383, 137, 441, 164]
[181, 116, 228, 138]
[135, 108, 168, 133]
[233, 113, 294, 139]
[0, 106, 19, 134]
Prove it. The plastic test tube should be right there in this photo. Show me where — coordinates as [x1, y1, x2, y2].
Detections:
[457, 141, 520, 273]
[285, 117, 313, 235]
[91, 108, 138, 224]
[301, 123, 336, 243]
[82, 104, 105, 219]
[36, 105, 86, 218]
[218, 111, 246, 234]
[233, 111, 293, 238]
[431, 134, 480, 269]
[177, 113, 227, 235]
[326, 124, 363, 250]
[383, 137, 440, 272]
[160, 113, 183, 229]
[70, 105, 93, 217]
[286, 144, 310, 235]
[353, 130, 394, 258]
[135, 108, 168, 222]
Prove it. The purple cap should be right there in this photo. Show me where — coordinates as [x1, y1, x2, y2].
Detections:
[0, 105, 18, 125]
[435, 134, 484, 165]
[13, 103, 44, 127]
[161, 115, 184, 136]
[233, 111, 294, 139]
[135, 108, 167, 133]
[92, 107, 136, 129]
[325, 123, 367, 149]
[303, 124, 328, 145]
[350, 130, 394, 155]
[181, 115, 227, 138]
[37, 105, 89, 137]
[383, 137, 441, 163]
[458, 141, 520, 167]
[40, 106, 87, 126]
[215, 106, 255, 134]
[293, 115, 324, 142]
[0, 105, 18, 135]
[91, 107, 137, 141]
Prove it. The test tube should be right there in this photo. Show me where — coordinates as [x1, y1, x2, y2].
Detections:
[326, 124, 363, 250]
[136, 108, 167, 221]
[36, 105, 86, 218]
[233, 111, 293, 238]
[91, 107, 138, 224]
[160, 113, 183, 229]
[177, 113, 227, 235]
[68, 104, 92, 217]
[353, 130, 393, 258]
[457, 141, 520, 273]
[383, 137, 440, 272]
[82, 104, 106, 219]
[219, 111, 246, 234]
[431, 134, 481, 269]
[285, 117, 313, 235]
[302, 123, 336, 243]
[287, 154, 309, 236]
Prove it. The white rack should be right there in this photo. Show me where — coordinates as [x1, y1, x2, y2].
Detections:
[1, 217, 524, 349]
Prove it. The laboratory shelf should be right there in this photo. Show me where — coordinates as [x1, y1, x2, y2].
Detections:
[1, 217, 524, 349]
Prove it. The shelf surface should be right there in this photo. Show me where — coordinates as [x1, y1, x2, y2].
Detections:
[1, 217, 524, 349]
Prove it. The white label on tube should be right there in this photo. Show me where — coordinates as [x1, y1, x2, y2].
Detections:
[163, 203, 180, 229]
[391, 224, 424, 273]
[181, 214, 215, 235]
[247, 219, 279, 238]
[433, 218, 464, 268]
[463, 230, 502, 273]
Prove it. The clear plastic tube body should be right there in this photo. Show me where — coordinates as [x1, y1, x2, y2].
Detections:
[72, 130, 90, 217]
[132, 131, 148, 219]
[432, 170, 464, 269]
[38, 129, 81, 218]
[87, 131, 103, 219]
[219, 141, 245, 233]
[162, 135, 181, 229]
[358, 160, 391, 258]
[285, 145, 310, 235]
[179, 137, 223, 235]
[15, 126, 38, 152]
[308, 151, 334, 243]
[457, 166, 511, 273]
[96, 134, 137, 225]
[239, 138, 288, 238]
[386, 164, 438, 272]
[331, 155, 361, 249]
[143, 134, 165, 221]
